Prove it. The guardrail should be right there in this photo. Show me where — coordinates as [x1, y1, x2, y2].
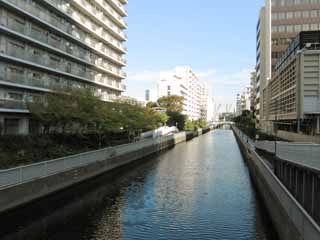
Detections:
[0, 133, 187, 190]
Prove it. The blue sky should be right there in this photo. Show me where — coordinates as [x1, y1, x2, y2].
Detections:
[124, 0, 264, 111]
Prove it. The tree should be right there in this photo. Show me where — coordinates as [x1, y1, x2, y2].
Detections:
[27, 88, 106, 134]
[146, 101, 158, 108]
[157, 95, 184, 113]
[28, 89, 170, 138]
[166, 111, 186, 130]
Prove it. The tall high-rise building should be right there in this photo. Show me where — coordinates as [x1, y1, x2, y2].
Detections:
[250, 71, 257, 112]
[158, 66, 203, 120]
[256, 0, 320, 130]
[0, 0, 128, 135]
[256, 1, 272, 128]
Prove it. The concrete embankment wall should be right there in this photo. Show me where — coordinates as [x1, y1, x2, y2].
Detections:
[233, 128, 320, 240]
[0, 129, 209, 215]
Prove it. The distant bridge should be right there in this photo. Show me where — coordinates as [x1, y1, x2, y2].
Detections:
[211, 121, 234, 128]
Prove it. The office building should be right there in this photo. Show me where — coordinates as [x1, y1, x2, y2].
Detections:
[266, 31, 320, 135]
[256, 0, 320, 130]
[0, 0, 128, 135]
[158, 66, 203, 120]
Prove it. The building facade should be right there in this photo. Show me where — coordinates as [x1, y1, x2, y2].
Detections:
[267, 31, 320, 135]
[200, 82, 214, 122]
[256, 2, 272, 128]
[158, 66, 203, 120]
[256, 0, 320, 131]
[271, 0, 320, 71]
[145, 89, 158, 103]
[236, 93, 241, 116]
[0, 0, 128, 135]
[236, 86, 252, 117]
[250, 71, 257, 111]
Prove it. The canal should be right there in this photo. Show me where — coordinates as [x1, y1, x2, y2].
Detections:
[0, 130, 278, 240]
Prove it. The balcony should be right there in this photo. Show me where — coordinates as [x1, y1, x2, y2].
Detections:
[95, 0, 128, 29]
[71, 0, 127, 40]
[0, 99, 28, 111]
[106, 0, 128, 17]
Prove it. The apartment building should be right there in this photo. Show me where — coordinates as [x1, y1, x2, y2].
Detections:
[0, 0, 128, 135]
[256, 0, 320, 131]
[267, 31, 320, 135]
[158, 66, 204, 120]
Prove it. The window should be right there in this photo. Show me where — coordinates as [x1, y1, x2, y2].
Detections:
[287, 25, 293, 32]
[7, 13, 25, 33]
[49, 33, 61, 48]
[302, 11, 310, 18]
[49, 55, 60, 68]
[8, 67, 24, 76]
[8, 92, 23, 100]
[294, 11, 301, 18]
[286, 12, 293, 19]
[294, 24, 302, 32]
[272, 26, 278, 32]
[31, 24, 47, 43]
[311, 23, 319, 30]
[311, 10, 318, 17]
[302, 24, 310, 31]
[4, 119, 20, 135]
[278, 25, 286, 32]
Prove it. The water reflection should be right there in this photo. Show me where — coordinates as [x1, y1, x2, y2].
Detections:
[0, 130, 278, 240]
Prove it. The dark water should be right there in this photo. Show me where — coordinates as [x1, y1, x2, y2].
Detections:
[1, 130, 278, 240]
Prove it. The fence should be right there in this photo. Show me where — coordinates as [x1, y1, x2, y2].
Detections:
[234, 126, 320, 226]
[0, 132, 187, 190]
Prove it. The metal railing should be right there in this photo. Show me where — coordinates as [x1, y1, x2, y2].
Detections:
[0, 132, 187, 190]
[234, 127, 320, 226]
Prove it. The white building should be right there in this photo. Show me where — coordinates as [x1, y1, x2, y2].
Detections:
[0, 0, 128, 135]
[241, 86, 252, 113]
[236, 86, 252, 116]
[158, 66, 203, 120]
[145, 89, 158, 102]
[201, 82, 214, 122]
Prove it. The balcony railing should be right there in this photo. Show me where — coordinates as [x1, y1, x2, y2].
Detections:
[0, 99, 27, 110]
[4, 0, 127, 54]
